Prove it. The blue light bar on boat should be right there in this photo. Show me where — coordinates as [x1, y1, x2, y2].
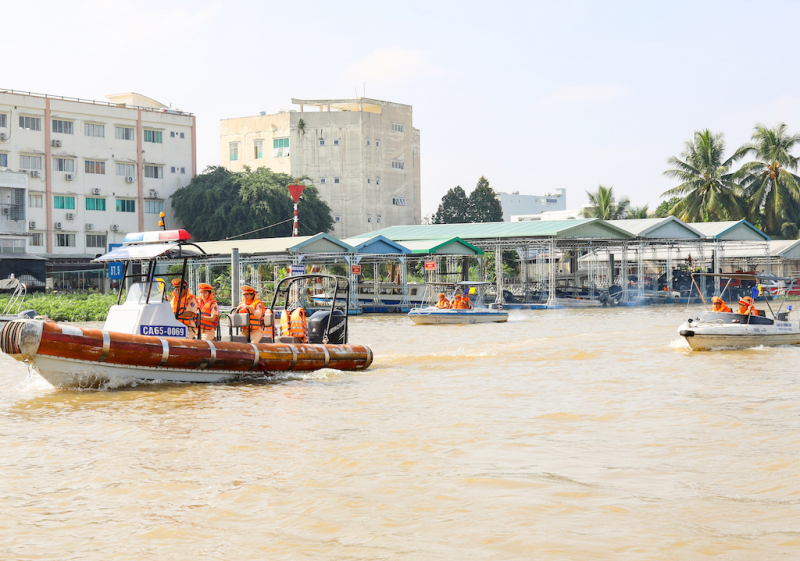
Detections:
[123, 230, 192, 244]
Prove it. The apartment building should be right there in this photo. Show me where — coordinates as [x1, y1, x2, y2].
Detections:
[495, 188, 567, 221]
[221, 98, 421, 238]
[0, 89, 196, 264]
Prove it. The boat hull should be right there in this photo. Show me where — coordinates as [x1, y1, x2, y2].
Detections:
[407, 308, 508, 324]
[0, 319, 373, 388]
[678, 316, 800, 350]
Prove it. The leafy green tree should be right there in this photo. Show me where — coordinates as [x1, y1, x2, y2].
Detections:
[654, 197, 682, 218]
[661, 129, 745, 222]
[582, 185, 630, 220]
[432, 186, 470, 223]
[734, 123, 800, 237]
[626, 204, 649, 219]
[467, 176, 504, 222]
[171, 166, 333, 241]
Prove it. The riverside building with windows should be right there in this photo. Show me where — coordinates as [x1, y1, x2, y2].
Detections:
[495, 188, 567, 221]
[0, 89, 196, 266]
[220, 98, 421, 238]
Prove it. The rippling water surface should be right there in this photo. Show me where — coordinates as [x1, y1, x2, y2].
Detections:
[3, 306, 800, 559]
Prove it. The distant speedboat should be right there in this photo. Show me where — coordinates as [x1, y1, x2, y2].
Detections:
[678, 273, 800, 350]
[407, 282, 508, 325]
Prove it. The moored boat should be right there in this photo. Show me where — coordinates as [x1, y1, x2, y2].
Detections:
[0, 229, 372, 387]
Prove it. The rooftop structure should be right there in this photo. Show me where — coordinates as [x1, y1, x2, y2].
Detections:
[496, 189, 566, 221]
[221, 97, 421, 239]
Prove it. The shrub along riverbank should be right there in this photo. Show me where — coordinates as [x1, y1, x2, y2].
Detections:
[0, 293, 118, 322]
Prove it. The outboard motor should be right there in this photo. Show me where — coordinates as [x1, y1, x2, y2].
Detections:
[307, 310, 347, 344]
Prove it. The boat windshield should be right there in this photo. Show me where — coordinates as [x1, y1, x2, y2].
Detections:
[124, 282, 165, 305]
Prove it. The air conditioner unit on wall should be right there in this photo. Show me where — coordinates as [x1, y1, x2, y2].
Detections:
[65, 173, 74, 181]
[29, 170, 40, 178]
[51, 140, 62, 148]
[111, 224, 119, 231]
[0, 133, 6, 141]
[1, 208, 9, 215]
[126, 176, 134, 183]
[85, 223, 94, 230]
[66, 212, 75, 220]
[149, 190, 159, 198]
[54, 222, 62, 230]
[29, 221, 35, 229]
[91, 188, 100, 195]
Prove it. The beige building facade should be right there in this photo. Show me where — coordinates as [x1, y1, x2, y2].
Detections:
[0, 89, 196, 262]
[221, 98, 421, 238]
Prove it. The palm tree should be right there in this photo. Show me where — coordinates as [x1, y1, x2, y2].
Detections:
[582, 185, 630, 220]
[735, 123, 800, 237]
[626, 204, 649, 219]
[661, 129, 745, 222]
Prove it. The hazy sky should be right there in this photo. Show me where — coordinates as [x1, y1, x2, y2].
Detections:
[7, 0, 800, 216]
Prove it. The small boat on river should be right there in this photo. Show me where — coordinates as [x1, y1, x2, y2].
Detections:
[0, 230, 372, 387]
[678, 273, 800, 350]
[408, 282, 508, 325]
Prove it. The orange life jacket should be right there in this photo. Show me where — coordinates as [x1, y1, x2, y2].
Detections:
[171, 292, 198, 328]
[199, 296, 219, 331]
[240, 298, 265, 333]
[290, 308, 307, 343]
[713, 303, 732, 313]
[462, 296, 472, 309]
[453, 299, 469, 309]
[435, 298, 450, 309]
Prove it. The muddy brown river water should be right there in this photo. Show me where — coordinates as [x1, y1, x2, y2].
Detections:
[2, 306, 800, 560]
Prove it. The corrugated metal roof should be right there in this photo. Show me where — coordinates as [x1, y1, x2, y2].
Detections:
[196, 233, 354, 257]
[353, 219, 633, 241]
[606, 217, 703, 238]
[687, 220, 770, 241]
[395, 238, 484, 255]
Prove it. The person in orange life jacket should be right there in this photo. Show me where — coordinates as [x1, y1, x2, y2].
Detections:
[450, 294, 467, 309]
[461, 292, 473, 309]
[711, 296, 731, 313]
[435, 293, 450, 309]
[197, 283, 219, 341]
[234, 285, 266, 343]
[737, 295, 756, 315]
[170, 279, 199, 338]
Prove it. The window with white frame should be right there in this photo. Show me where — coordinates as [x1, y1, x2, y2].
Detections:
[377, 216, 382, 224]
[180, 167, 186, 174]
[29, 193, 43, 208]
[0, 114, 7, 128]
[86, 234, 107, 248]
[52, 158, 75, 172]
[334, 215, 341, 222]
[229, 142, 239, 161]
[376, 178, 381, 185]
[0, 239, 25, 254]
[116, 199, 136, 212]
[319, 139, 325, 146]
[334, 177, 340, 184]
[391, 123, 405, 132]
[391, 160, 406, 170]
[180, 132, 185, 138]
[0, 153, 7, 167]
[366, 139, 371, 146]
[254, 140, 263, 159]
[84, 123, 105, 137]
[392, 197, 407, 206]
[19, 116, 41, 131]
[273, 138, 289, 157]
[145, 200, 164, 214]
[320, 177, 326, 184]
[52, 120, 73, 134]
[85, 160, 105, 174]
[170, 166, 176, 173]
[143, 129, 162, 143]
[115, 126, 134, 140]
[115, 163, 135, 177]
[20, 155, 42, 171]
[54, 196, 75, 209]
[86, 197, 106, 211]
[375, 140, 380, 147]
[170, 131, 175, 138]
[144, 165, 163, 179]
[333, 139, 340, 146]
[30, 233, 43, 246]
[367, 177, 371, 184]
[56, 233, 76, 247]
[367, 216, 372, 223]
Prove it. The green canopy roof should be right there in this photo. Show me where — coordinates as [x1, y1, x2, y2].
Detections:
[353, 219, 634, 242]
[398, 238, 484, 255]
